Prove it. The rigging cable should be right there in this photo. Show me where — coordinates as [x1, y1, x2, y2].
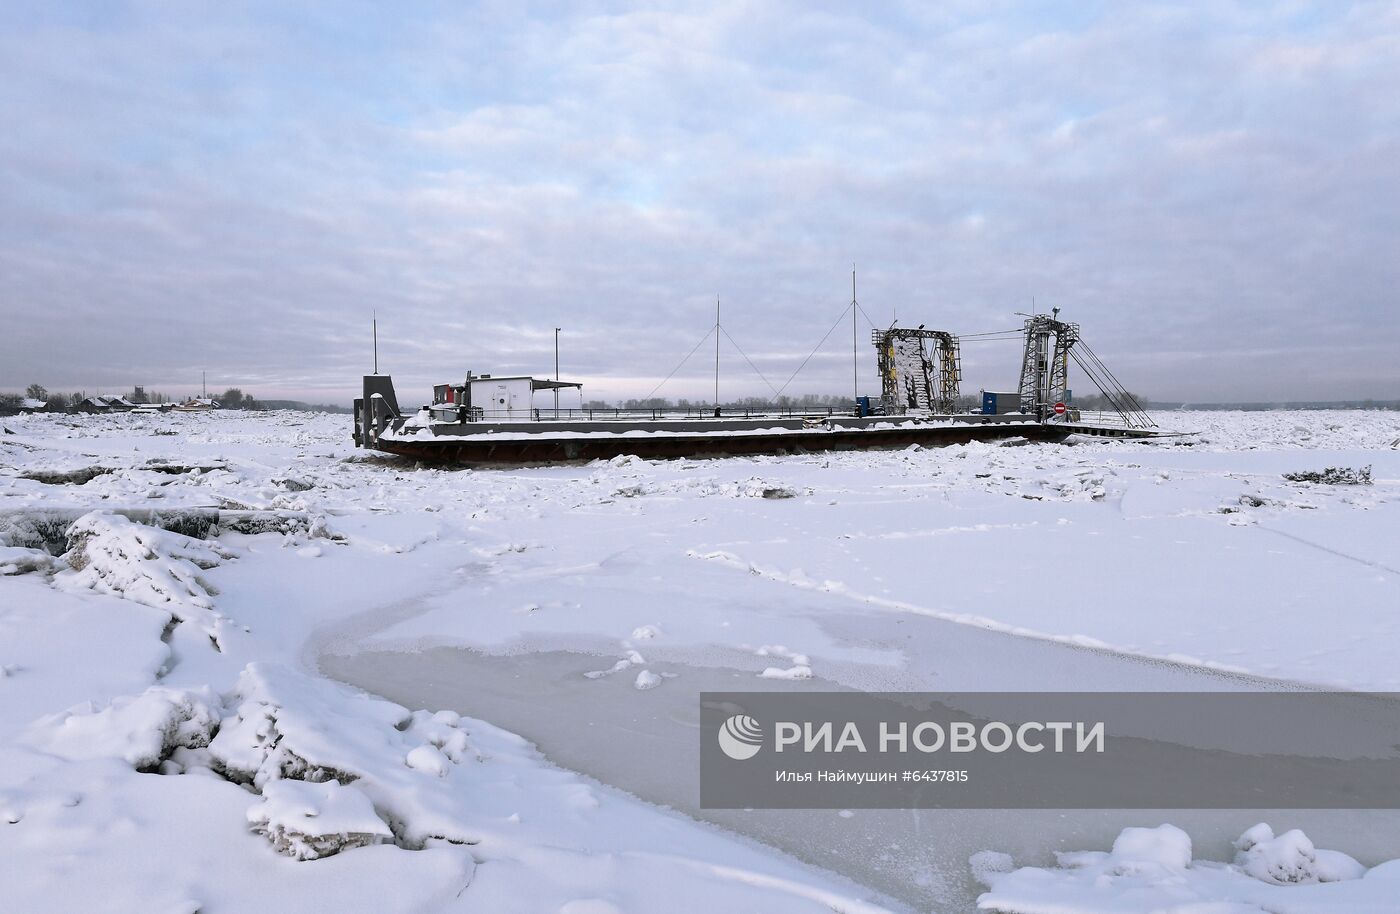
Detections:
[719, 324, 782, 399]
[1069, 347, 1153, 428]
[773, 302, 856, 398]
[854, 302, 886, 332]
[641, 325, 717, 403]
[1068, 349, 1128, 418]
[1076, 340, 1154, 425]
[959, 329, 1022, 339]
[1073, 343, 1152, 427]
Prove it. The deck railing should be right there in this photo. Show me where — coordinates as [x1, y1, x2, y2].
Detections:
[428, 405, 853, 423]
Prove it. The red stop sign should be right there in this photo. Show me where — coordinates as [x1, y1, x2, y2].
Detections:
[1054, 402, 1067, 415]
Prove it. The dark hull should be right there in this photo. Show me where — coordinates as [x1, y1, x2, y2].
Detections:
[368, 421, 1083, 465]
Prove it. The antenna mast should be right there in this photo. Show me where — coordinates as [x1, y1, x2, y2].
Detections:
[373, 311, 379, 374]
[714, 296, 720, 409]
[851, 265, 858, 405]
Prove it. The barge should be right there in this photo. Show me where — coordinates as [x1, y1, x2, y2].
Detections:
[353, 312, 1168, 465]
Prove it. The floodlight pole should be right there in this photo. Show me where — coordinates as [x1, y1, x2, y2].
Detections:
[554, 327, 561, 417]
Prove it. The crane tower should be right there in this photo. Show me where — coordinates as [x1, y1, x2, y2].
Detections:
[872, 326, 961, 415]
[1017, 312, 1079, 420]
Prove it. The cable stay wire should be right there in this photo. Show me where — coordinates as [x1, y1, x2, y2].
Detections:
[641, 324, 716, 403]
[1068, 346, 1154, 428]
[718, 325, 781, 399]
[1072, 340, 1153, 427]
[873, 319, 1021, 340]
[1068, 349, 1128, 416]
[854, 302, 886, 332]
[777, 304, 1019, 401]
[643, 306, 1141, 419]
[1067, 352, 1119, 413]
[648, 297, 866, 406]
[773, 301, 856, 398]
[1076, 340, 1153, 425]
[959, 328, 1023, 338]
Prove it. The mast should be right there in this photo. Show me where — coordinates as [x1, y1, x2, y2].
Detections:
[851, 266, 857, 405]
[714, 296, 720, 409]
[373, 311, 379, 375]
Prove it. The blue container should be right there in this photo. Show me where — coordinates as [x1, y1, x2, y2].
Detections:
[983, 391, 1022, 415]
[856, 396, 871, 417]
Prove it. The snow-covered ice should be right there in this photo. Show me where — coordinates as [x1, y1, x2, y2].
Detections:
[2, 407, 1399, 912]
[975, 822, 1398, 913]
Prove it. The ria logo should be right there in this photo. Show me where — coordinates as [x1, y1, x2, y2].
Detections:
[718, 714, 764, 760]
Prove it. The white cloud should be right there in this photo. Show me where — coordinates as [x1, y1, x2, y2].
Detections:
[0, 2, 1396, 403]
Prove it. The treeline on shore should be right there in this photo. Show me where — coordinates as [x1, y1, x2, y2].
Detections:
[1, 383, 349, 415]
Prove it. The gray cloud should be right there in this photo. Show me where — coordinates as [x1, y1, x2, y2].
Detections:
[1, 1, 1396, 404]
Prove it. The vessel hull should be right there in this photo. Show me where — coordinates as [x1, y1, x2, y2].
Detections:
[365, 420, 1095, 465]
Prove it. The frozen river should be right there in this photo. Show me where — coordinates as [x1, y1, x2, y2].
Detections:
[322, 602, 1400, 912]
[7, 408, 1399, 913]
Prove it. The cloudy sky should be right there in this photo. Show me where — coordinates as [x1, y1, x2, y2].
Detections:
[2, 1, 1397, 404]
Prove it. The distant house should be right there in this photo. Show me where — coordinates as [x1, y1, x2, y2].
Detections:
[172, 397, 221, 412]
[76, 396, 137, 413]
[18, 398, 47, 412]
